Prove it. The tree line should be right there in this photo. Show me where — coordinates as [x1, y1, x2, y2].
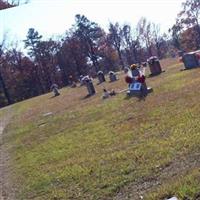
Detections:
[0, 0, 199, 107]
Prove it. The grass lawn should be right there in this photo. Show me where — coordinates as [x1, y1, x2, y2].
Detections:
[1, 58, 200, 200]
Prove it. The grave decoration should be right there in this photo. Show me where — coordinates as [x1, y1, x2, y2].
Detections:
[125, 64, 153, 98]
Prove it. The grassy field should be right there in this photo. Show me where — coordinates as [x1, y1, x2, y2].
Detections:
[1, 58, 200, 200]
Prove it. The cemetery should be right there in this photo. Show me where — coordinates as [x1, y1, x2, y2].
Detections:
[1, 0, 200, 199]
[1, 58, 200, 200]
[57, 55, 174, 100]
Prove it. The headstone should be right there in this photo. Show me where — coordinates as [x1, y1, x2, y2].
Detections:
[127, 83, 153, 97]
[147, 56, 162, 76]
[182, 51, 200, 69]
[128, 82, 142, 96]
[97, 71, 106, 84]
[81, 76, 96, 96]
[109, 71, 117, 82]
[87, 80, 95, 95]
[50, 84, 60, 96]
[124, 67, 130, 74]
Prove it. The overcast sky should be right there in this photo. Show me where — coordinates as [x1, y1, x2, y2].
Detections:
[0, 0, 184, 47]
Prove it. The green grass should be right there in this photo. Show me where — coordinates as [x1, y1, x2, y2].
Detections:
[1, 59, 200, 200]
[147, 169, 200, 200]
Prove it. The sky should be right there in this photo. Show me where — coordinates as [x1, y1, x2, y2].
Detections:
[0, 0, 184, 48]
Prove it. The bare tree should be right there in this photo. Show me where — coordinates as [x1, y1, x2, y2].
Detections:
[122, 24, 140, 64]
[137, 17, 154, 57]
[108, 22, 124, 68]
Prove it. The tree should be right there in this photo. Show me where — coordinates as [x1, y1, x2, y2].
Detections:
[3, 49, 40, 100]
[0, 35, 12, 105]
[97, 33, 119, 72]
[35, 39, 60, 89]
[24, 28, 43, 58]
[151, 23, 169, 59]
[57, 32, 89, 84]
[108, 22, 124, 68]
[24, 28, 48, 93]
[179, 0, 200, 28]
[177, 0, 200, 49]
[0, 0, 28, 10]
[73, 14, 103, 72]
[122, 24, 140, 64]
[169, 21, 183, 50]
[122, 24, 133, 65]
[137, 17, 154, 57]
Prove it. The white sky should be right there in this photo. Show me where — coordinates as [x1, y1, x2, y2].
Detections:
[0, 0, 184, 46]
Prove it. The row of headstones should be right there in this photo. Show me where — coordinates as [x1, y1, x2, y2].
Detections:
[97, 71, 118, 83]
[51, 57, 163, 97]
[81, 71, 118, 96]
[83, 57, 164, 96]
[97, 57, 164, 85]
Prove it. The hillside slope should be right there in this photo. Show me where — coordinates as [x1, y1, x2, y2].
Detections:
[1, 58, 200, 200]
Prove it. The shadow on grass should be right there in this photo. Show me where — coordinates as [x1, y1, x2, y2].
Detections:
[80, 94, 95, 100]
[148, 70, 166, 78]
[180, 66, 200, 72]
[49, 94, 60, 99]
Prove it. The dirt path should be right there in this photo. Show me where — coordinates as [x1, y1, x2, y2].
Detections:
[113, 152, 200, 200]
[0, 107, 15, 200]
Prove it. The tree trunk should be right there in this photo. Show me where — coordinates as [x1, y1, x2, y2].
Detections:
[57, 53, 69, 86]
[91, 58, 99, 73]
[117, 48, 124, 69]
[195, 24, 200, 49]
[0, 71, 12, 105]
[35, 65, 46, 94]
[148, 46, 153, 57]
[90, 47, 99, 72]
[156, 43, 162, 59]
[131, 46, 138, 64]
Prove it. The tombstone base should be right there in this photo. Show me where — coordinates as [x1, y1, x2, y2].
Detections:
[55, 93, 60, 96]
[109, 78, 118, 83]
[181, 65, 200, 71]
[148, 70, 165, 77]
[127, 87, 153, 97]
[97, 80, 106, 85]
[82, 93, 95, 100]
